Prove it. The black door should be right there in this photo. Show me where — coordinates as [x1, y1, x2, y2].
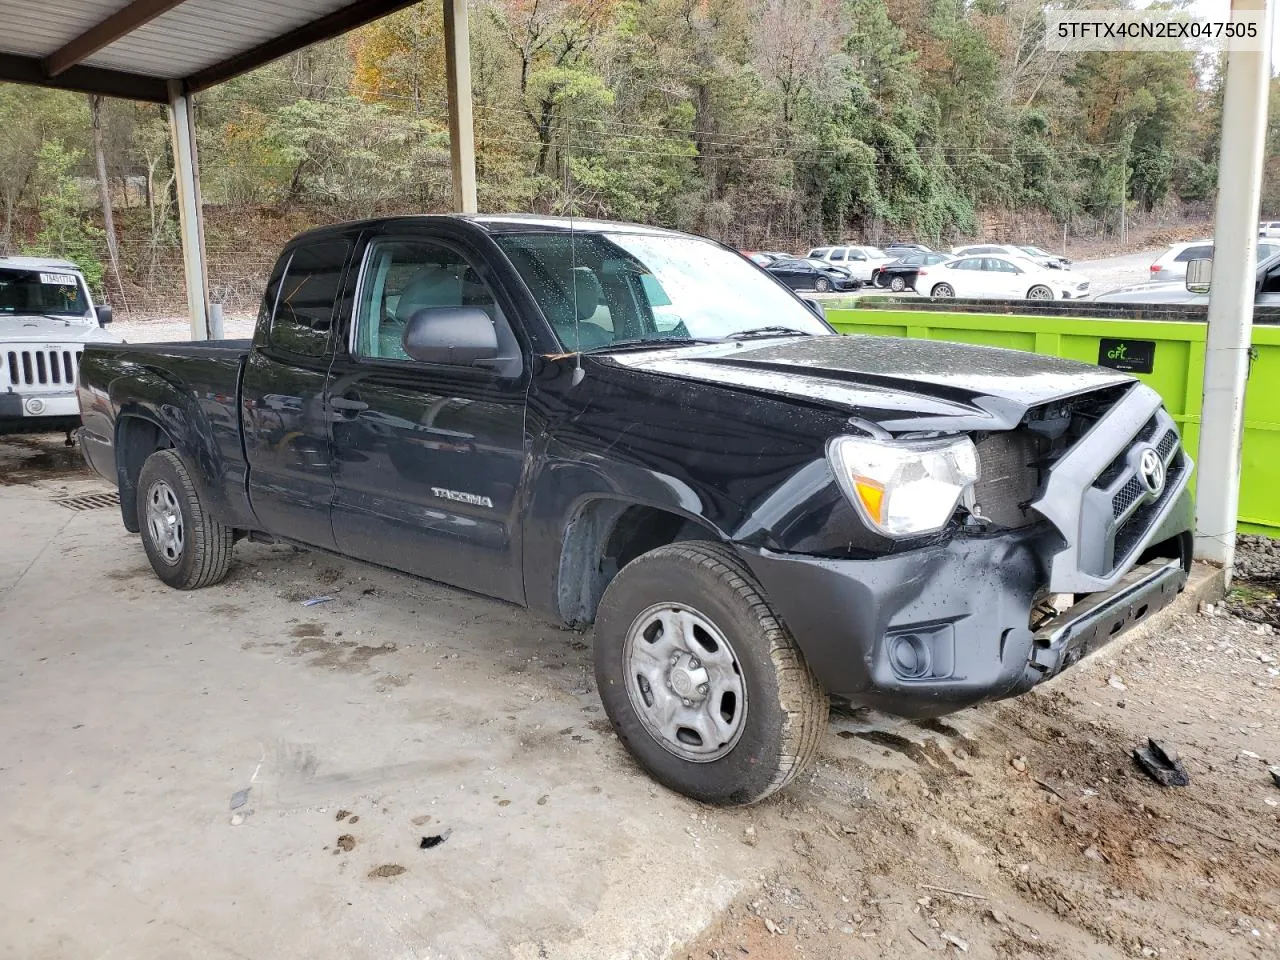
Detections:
[326, 236, 529, 602]
[769, 261, 806, 290]
[242, 238, 354, 549]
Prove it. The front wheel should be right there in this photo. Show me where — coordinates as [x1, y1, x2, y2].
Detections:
[1027, 284, 1054, 300]
[814, 277, 831, 293]
[930, 282, 955, 298]
[594, 542, 828, 805]
[137, 449, 234, 589]
[889, 276, 907, 293]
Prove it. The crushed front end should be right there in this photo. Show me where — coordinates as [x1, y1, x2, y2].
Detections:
[739, 381, 1193, 718]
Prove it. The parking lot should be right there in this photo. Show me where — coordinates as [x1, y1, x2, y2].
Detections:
[3, 432, 1278, 960]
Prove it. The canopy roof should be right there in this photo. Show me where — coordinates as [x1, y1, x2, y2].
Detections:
[0, 0, 420, 101]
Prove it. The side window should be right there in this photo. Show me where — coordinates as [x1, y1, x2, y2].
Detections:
[354, 239, 501, 363]
[257, 253, 290, 330]
[1174, 245, 1213, 263]
[1261, 264, 1280, 294]
[952, 258, 977, 271]
[829, 249, 846, 261]
[271, 240, 351, 357]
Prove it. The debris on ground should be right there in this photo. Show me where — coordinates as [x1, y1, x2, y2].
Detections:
[230, 813, 245, 827]
[230, 788, 249, 810]
[301, 595, 334, 607]
[368, 864, 405, 879]
[336, 834, 356, 852]
[683, 596, 1278, 960]
[1270, 766, 1280, 789]
[419, 829, 451, 849]
[1133, 738, 1191, 787]
[1010, 755, 1027, 773]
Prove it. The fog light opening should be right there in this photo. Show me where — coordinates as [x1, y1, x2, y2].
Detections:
[888, 633, 931, 680]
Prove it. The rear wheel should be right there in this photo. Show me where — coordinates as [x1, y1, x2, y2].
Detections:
[814, 277, 831, 293]
[889, 276, 907, 293]
[930, 282, 954, 298]
[1027, 284, 1054, 300]
[137, 449, 234, 590]
[594, 542, 828, 805]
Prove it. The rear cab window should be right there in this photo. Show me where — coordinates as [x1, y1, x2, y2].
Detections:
[267, 240, 353, 357]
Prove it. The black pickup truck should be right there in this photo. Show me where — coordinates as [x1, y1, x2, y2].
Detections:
[77, 215, 1193, 805]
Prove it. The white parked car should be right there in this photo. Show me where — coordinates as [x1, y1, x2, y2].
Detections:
[805, 245, 894, 282]
[1149, 239, 1280, 282]
[1259, 222, 1280, 239]
[951, 243, 1070, 270]
[1, 257, 119, 437]
[923, 255, 1091, 301]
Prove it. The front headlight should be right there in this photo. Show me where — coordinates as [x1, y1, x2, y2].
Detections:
[827, 435, 979, 537]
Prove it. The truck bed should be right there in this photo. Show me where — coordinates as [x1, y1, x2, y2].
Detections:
[78, 338, 254, 530]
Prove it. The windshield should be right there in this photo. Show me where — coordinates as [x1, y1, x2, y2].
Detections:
[0, 267, 90, 318]
[1020, 246, 1051, 258]
[495, 232, 831, 349]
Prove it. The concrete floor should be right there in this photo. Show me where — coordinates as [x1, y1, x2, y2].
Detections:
[0, 435, 766, 960]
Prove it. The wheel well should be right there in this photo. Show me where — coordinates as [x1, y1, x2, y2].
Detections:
[116, 417, 174, 532]
[556, 500, 718, 626]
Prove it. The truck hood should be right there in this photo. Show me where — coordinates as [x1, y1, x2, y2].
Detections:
[605, 334, 1133, 432]
[1093, 281, 1205, 305]
[0, 315, 120, 344]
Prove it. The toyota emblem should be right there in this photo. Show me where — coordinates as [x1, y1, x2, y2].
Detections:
[1139, 447, 1165, 496]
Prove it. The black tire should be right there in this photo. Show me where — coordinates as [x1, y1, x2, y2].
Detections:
[1027, 284, 1054, 300]
[931, 282, 954, 297]
[594, 541, 828, 805]
[889, 275, 907, 292]
[137, 449, 234, 590]
[814, 277, 831, 293]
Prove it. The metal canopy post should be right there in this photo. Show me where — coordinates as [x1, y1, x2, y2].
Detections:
[1195, 0, 1274, 572]
[166, 80, 210, 341]
[443, 0, 478, 214]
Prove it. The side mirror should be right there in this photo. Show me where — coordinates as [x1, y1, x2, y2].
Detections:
[801, 297, 825, 318]
[96, 304, 113, 326]
[402, 306, 498, 365]
[1186, 258, 1212, 294]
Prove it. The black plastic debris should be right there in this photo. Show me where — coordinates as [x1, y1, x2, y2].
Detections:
[1133, 739, 1190, 787]
[419, 829, 451, 849]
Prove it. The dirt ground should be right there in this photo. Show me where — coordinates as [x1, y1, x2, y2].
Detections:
[2, 433, 1277, 959]
[682, 586, 1280, 960]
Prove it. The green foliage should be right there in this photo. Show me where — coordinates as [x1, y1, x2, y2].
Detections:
[31, 140, 105, 296]
[0, 0, 1241, 270]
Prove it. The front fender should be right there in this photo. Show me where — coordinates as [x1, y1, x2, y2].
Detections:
[520, 433, 734, 621]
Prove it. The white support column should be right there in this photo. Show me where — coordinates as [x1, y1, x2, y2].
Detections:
[443, 0, 478, 214]
[167, 79, 210, 340]
[1195, 0, 1274, 570]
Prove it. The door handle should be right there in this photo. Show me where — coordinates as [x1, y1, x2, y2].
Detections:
[330, 395, 369, 414]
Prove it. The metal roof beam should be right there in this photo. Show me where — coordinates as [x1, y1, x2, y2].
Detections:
[43, 0, 190, 77]
[184, 0, 422, 93]
[0, 52, 168, 102]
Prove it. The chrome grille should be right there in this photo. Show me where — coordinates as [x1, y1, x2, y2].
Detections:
[3, 347, 81, 389]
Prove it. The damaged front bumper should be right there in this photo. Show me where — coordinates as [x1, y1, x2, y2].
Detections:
[737, 485, 1192, 718]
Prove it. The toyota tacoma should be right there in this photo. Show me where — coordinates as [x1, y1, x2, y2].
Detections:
[77, 215, 1193, 805]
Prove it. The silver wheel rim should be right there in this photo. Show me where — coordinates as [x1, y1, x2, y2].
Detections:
[1028, 286, 1052, 300]
[891, 277, 905, 292]
[622, 602, 748, 763]
[934, 284, 953, 297]
[815, 279, 829, 291]
[145, 478, 185, 566]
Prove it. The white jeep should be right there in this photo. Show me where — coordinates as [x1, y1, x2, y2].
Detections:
[1, 256, 121, 438]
